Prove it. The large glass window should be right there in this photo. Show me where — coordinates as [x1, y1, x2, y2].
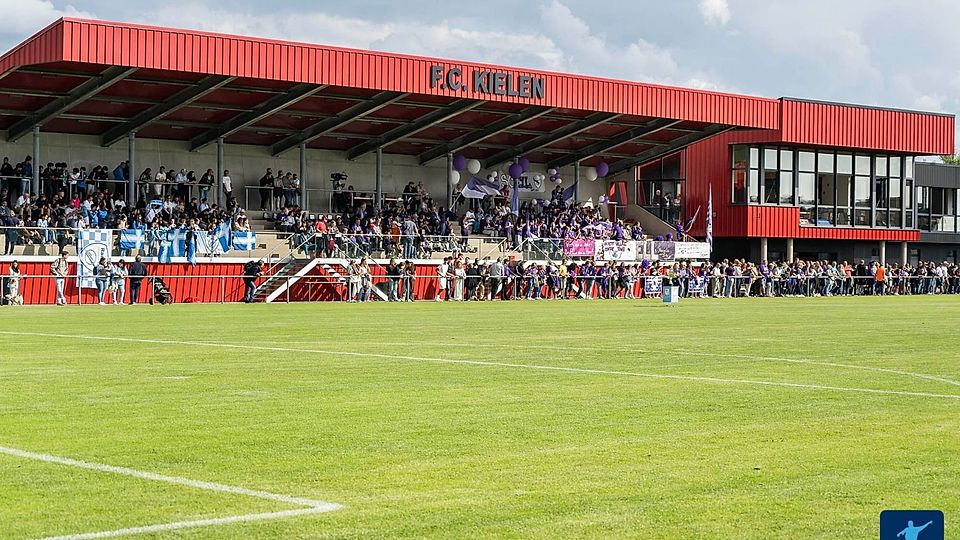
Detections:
[835, 154, 852, 226]
[816, 151, 835, 225]
[731, 145, 747, 204]
[798, 172, 816, 224]
[763, 148, 779, 204]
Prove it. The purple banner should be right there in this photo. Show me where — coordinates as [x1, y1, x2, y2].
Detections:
[563, 239, 596, 258]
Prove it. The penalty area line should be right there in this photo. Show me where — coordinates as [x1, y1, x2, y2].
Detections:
[2, 331, 959, 401]
[0, 446, 341, 540]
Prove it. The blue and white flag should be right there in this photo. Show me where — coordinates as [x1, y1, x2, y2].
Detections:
[77, 229, 113, 289]
[232, 231, 257, 251]
[213, 221, 231, 254]
[706, 184, 713, 249]
[157, 228, 186, 264]
[119, 229, 145, 251]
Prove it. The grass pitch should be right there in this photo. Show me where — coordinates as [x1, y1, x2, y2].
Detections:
[1, 297, 958, 539]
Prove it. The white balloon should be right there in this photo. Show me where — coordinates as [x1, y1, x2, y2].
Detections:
[553, 176, 563, 184]
[491, 171, 500, 178]
[585, 167, 599, 182]
[547, 168, 558, 176]
[467, 159, 482, 174]
[449, 170, 460, 185]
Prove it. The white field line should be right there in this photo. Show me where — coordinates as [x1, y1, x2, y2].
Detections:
[1, 331, 959, 401]
[224, 338, 960, 389]
[0, 446, 341, 540]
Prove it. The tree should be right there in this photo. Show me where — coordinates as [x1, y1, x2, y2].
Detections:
[940, 154, 960, 165]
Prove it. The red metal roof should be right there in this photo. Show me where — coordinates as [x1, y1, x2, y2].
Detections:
[0, 17, 953, 161]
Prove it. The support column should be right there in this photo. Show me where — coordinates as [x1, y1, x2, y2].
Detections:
[127, 131, 136, 205]
[445, 152, 454, 209]
[900, 241, 908, 265]
[759, 237, 768, 262]
[574, 161, 581, 204]
[375, 146, 383, 208]
[299, 142, 307, 210]
[32, 126, 40, 194]
[786, 238, 795, 262]
[879, 240, 886, 265]
[216, 136, 225, 207]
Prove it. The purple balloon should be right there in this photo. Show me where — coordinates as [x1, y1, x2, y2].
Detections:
[509, 163, 524, 179]
[453, 155, 467, 172]
[518, 157, 531, 172]
[596, 161, 609, 177]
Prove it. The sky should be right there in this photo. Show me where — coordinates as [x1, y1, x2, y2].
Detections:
[2, 0, 958, 125]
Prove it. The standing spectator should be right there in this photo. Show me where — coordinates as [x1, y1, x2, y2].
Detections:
[199, 169, 214, 201]
[95, 257, 110, 305]
[386, 258, 401, 301]
[50, 251, 69, 305]
[402, 260, 416, 302]
[221, 169, 233, 202]
[3, 210, 19, 255]
[111, 259, 127, 305]
[128, 255, 148, 305]
[153, 166, 166, 197]
[258, 168, 274, 211]
[5, 260, 22, 305]
[241, 259, 263, 303]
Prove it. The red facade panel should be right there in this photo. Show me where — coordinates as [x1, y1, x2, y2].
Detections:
[781, 98, 955, 155]
[683, 129, 923, 242]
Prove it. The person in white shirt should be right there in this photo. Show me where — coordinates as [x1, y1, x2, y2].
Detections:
[221, 170, 233, 202]
[436, 257, 450, 301]
[153, 166, 166, 197]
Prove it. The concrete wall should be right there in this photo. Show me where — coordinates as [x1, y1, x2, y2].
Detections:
[0, 132, 608, 209]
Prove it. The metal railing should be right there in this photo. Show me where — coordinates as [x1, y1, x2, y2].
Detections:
[2, 272, 959, 306]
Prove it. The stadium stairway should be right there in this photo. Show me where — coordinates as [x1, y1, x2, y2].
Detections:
[253, 259, 320, 303]
[621, 205, 680, 239]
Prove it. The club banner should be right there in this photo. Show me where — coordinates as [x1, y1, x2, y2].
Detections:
[643, 276, 663, 296]
[688, 276, 707, 294]
[597, 240, 637, 261]
[77, 229, 113, 289]
[652, 241, 676, 261]
[673, 242, 711, 260]
[563, 239, 596, 258]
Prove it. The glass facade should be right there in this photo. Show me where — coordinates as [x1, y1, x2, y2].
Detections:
[915, 186, 960, 233]
[730, 144, 916, 229]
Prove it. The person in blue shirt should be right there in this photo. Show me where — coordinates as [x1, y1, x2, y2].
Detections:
[113, 161, 127, 181]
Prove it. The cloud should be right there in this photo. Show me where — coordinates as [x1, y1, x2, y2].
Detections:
[134, 1, 729, 91]
[0, 0, 96, 38]
[699, 0, 731, 26]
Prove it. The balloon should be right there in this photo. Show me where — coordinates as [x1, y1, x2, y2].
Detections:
[552, 176, 562, 184]
[492, 171, 499, 178]
[467, 159, 481, 175]
[547, 168, 558, 176]
[508, 163, 524, 179]
[596, 162, 609, 177]
[453, 155, 467, 172]
[585, 167, 599, 182]
[449, 170, 460, 185]
[519, 157, 530, 172]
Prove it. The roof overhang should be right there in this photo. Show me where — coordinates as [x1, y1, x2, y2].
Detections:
[0, 18, 952, 174]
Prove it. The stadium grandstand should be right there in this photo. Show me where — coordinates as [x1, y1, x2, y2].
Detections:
[0, 17, 956, 305]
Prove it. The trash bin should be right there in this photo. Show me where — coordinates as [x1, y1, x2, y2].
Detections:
[663, 285, 680, 304]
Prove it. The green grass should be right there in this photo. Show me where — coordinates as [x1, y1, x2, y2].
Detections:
[1, 297, 958, 539]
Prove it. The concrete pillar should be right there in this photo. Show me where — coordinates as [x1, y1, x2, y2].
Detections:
[32, 126, 40, 194]
[375, 146, 383, 207]
[299, 142, 307, 210]
[127, 131, 136, 205]
[759, 237, 768, 262]
[216, 136, 225, 207]
[445, 152, 454, 209]
[786, 238, 795, 262]
[574, 161, 581, 204]
[879, 241, 886, 265]
[901, 241, 908, 265]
